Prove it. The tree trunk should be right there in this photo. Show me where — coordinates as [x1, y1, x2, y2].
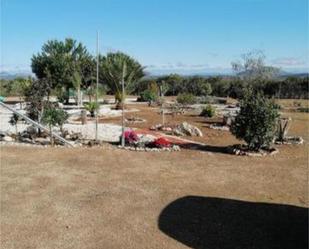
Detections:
[77, 87, 81, 106]
[81, 110, 87, 124]
[49, 125, 54, 146]
[80, 91, 83, 106]
[19, 96, 22, 110]
[65, 87, 70, 104]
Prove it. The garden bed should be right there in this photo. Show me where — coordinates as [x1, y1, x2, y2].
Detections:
[227, 144, 279, 156]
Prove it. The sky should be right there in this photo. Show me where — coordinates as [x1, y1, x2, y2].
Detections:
[1, 0, 308, 75]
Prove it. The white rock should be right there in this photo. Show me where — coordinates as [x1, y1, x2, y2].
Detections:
[3, 136, 13, 142]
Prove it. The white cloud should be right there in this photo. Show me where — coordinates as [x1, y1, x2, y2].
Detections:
[271, 57, 307, 67]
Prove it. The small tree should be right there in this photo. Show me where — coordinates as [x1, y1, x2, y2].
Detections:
[25, 78, 52, 121]
[231, 88, 279, 151]
[140, 89, 158, 106]
[84, 102, 100, 118]
[201, 82, 212, 96]
[41, 107, 68, 146]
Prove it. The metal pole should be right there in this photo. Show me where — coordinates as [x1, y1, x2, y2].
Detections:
[121, 63, 126, 147]
[95, 31, 99, 141]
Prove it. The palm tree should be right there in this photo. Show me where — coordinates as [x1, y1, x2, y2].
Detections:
[72, 71, 82, 106]
[99, 52, 145, 108]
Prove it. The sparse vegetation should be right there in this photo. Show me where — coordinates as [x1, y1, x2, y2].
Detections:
[177, 93, 196, 106]
[200, 105, 216, 118]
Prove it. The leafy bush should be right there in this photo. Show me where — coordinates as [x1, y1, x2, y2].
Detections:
[176, 93, 196, 106]
[200, 105, 216, 118]
[41, 107, 69, 145]
[231, 89, 279, 151]
[139, 89, 158, 104]
[41, 108, 68, 128]
[84, 102, 100, 117]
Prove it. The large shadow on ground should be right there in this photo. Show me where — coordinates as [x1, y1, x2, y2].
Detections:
[158, 196, 308, 249]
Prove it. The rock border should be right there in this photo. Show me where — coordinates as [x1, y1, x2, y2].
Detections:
[117, 145, 181, 152]
[227, 144, 279, 156]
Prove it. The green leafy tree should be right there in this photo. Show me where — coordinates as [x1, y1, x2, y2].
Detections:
[10, 77, 31, 108]
[41, 107, 68, 145]
[99, 52, 145, 105]
[140, 89, 158, 106]
[25, 78, 52, 121]
[72, 71, 82, 105]
[231, 88, 279, 151]
[158, 74, 184, 95]
[31, 38, 93, 104]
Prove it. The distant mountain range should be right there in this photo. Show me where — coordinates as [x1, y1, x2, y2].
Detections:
[0, 71, 33, 80]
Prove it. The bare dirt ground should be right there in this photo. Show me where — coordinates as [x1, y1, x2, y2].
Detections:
[1, 100, 308, 249]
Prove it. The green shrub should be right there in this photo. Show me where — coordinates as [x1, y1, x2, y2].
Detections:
[140, 89, 158, 104]
[41, 107, 69, 145]
[84, 102, 100, 117]
[231, 89, 279, 151]
[200, 105, 216, 118]
[176, 93, 196, 105]
[41, 108, 68, 128]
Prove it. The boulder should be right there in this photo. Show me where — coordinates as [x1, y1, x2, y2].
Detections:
[26, 126, 38, 135]
[3, 136, 13, 142]
[0, 131, 6, 138]
[223, 115, 235, 127]
[150, 124, 163, 131]
[69, 132, 83, 141]
[173, 128, 186, 136]
[174, 122, 203, 137]
[34, 137, 50, 145]
[20, 131, 31, 139]
[20, 137, 34, 144]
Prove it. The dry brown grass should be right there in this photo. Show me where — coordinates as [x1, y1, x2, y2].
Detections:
[1, 104, 308, 249]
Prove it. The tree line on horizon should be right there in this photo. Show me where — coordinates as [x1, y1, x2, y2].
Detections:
[0, 38, 308, 100]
